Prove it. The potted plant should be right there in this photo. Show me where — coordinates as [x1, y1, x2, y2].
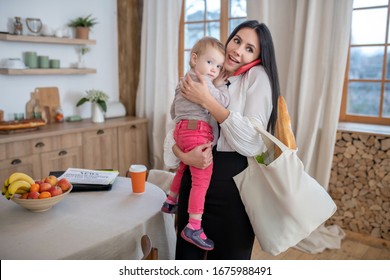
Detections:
[68, 14, 98, 39]
[76, 89, 108, 123]
[76, 45, 90, 68]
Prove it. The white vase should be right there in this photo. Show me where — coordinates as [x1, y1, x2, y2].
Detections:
[91, 103, 105, 123]
[77, 55, 85, 68]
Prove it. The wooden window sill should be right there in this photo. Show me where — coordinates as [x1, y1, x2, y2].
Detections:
[338, 122, 390, 136]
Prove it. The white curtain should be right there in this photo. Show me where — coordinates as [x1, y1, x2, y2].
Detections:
[136, 0, 182, 169]
[247, 0, 353, 253]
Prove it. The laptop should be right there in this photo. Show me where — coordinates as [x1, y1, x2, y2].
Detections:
[49, 170, 113, 192]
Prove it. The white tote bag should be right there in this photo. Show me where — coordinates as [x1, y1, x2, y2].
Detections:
[233, 124, 337, 256]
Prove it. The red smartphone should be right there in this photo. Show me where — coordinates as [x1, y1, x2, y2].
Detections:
[233, 59, 261, 76]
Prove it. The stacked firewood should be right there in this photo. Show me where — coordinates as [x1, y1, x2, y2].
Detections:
[327, 131, 390, 240]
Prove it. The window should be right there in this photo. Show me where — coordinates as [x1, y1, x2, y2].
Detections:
[341, 0, 390, 125]
[179, 0, 247, 77]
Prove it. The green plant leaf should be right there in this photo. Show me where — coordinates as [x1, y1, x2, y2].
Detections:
[256, 153, 266, 164]
[68, 14, 98, 28]
[97, 100, 107, 112]
[76, 97, 89, 107]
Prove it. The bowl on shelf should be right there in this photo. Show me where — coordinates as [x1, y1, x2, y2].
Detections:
[11, 185, 72, 212]
[1, 58, 27, 69]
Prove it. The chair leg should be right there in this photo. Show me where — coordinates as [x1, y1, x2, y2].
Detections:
[151, 247, 158, 260]
[141, 234, 159, 260]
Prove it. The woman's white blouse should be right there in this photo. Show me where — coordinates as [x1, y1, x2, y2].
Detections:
[164, 65, 273, 168]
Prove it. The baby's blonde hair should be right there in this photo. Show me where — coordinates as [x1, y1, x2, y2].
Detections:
[189, 37, 225, 68]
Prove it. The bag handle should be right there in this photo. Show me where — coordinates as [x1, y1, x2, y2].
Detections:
[251, 120, 289, 153]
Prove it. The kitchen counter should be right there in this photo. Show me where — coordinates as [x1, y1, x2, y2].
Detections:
[0, 116, 149, 179]
[0, 116, 147, 144]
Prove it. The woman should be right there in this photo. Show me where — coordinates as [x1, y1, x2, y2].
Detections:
[165, 20, 280, 259]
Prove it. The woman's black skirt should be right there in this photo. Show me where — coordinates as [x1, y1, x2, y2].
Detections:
[175, 150, 255, 260]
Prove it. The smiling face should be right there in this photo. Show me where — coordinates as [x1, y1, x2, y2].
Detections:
[224, 27, 261, 73]
[191, 46, 225, 80]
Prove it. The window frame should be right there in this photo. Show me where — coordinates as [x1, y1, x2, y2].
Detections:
[178, 0, 246, 77]
[340, 3, 390, 125]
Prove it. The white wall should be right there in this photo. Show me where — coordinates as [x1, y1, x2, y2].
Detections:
[0, 0, 118, 120]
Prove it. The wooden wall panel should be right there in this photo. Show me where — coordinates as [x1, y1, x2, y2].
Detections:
[117, 0, 143, 116]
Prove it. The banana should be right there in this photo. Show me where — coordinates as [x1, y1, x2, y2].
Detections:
[2, 184, 8, 196]
[7, 172, 35, 186]
[6, 180, 31, 200]
[4, 178, 10, 187]
[4, 189, 29, 199]
[16, 188, 28, 194]
[4, 188, 28, 198]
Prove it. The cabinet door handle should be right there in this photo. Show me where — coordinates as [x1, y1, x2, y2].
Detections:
[130, 125, 136, 129]
[97, 129, 104, 135]
[58, 150, 67, 156]
[35, 142, 45, 148]
[11, 159, 22, 165]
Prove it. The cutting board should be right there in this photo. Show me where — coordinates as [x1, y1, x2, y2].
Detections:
[31, 87, 60, 124]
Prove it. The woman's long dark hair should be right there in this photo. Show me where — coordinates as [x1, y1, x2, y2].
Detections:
[226, 20, 280, 135]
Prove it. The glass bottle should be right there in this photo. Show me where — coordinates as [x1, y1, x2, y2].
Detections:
[33, 101, 43, 119]
[25, 97, 36, 119]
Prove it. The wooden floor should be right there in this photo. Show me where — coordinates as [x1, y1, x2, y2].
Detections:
[251, 230, 390, 260]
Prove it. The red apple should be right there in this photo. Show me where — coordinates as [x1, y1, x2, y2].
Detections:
[27, 191, 40, 199]
[48, 186, 63, 197]
[44, 175, 58, 186]
[57, 178, 72, 192]
[20, 193, 29, 199]
[39, 182, 51, 192]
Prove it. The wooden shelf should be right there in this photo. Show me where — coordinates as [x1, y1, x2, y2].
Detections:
[0, 68, 97, 75]
[0, 34, 96, 45]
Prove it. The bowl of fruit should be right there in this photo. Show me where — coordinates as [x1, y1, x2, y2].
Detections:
[2, 173, 72, 212]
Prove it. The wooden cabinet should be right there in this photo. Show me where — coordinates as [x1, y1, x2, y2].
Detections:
[0, 155, 40, 182]
[117, 122, 149, 175]
[30, 133, 83, 178]
[0, 133, 83, 180]
[40, 147, 82, 177]
[0, 139, 41, 180]
[37, 133, 83, 177]
[0, 117, 148, 180]
[82, 127, 119, 171]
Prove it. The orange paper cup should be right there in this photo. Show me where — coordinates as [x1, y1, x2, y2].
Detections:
[129, 164, 147, 194]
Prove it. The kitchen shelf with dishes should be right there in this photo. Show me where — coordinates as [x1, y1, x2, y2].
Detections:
[0, 33, 97, 75]
[0, 33, 96, 45]
[0, 68, 96, 75]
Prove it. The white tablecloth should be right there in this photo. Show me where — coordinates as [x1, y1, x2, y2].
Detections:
[0, 177, 176, 260]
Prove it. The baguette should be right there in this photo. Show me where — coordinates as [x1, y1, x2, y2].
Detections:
[274, 96, 296, 158]
[0, 118, 46, 131]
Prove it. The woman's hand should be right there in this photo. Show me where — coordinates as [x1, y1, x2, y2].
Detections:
[213, 69, 230, 87]
[173, 142, 213, 169]
[181, 70, 231, 125]
[180, 71, 212, 107]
